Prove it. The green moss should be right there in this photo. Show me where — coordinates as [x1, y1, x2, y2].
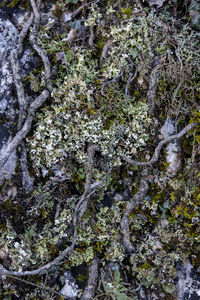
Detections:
[0, 0, 20, 8]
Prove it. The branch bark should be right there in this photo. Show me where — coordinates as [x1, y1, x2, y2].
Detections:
[81, 257, 99, 300]
[122, 123, 196, 166]
[120, 177, 149, 252]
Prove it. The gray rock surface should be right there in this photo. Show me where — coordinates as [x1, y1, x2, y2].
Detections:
[177, 262, 200, 300]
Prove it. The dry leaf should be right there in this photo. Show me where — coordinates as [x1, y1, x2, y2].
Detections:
[62, 28, 77, 43]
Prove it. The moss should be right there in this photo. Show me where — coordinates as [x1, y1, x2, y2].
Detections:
[0, 0, 20, 8]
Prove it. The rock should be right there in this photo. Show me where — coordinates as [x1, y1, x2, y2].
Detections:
[0, 16, 21, 121]
[160, 118, 181, 176]
[0, 135, 17, 183]
[60, 270, 79, 299]
[177, 262, 200, 300]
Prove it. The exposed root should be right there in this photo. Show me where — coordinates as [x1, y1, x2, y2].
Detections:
[122, 123, 196, 167]
[101, 71, 124, 96]
[81, 257, 99, 300]
[29, 0, 52, 91]
[20, 12, 34, 42]
[147, 63, 160, 115]
[100, 39, 114, 68]
[89, 25, 95, 47]
[120, 177, 149, 252]
[125, 68, 138, 97]
[20, 142, 34, 193]
[10, 49, 27, 130]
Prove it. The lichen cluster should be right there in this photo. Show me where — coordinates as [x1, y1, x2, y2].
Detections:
[27, 34, 151, 177]
[1, 1, 200, 298]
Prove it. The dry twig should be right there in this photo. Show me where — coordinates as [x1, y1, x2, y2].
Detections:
[29, 0, 52, 91]
[147, 59, 160, 115]
[89, 25, 95, 47]
[120, 177, 149, 252]
[125, 68, 138, 97]
[81, 257, 99, 300]
[10, 49, 27, 130]
[122, 123, 196, 166]
[20, 12, 34, 42]
[101, 71, 124, 96]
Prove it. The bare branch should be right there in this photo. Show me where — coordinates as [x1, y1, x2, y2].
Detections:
[20, 12, 34, 42]
[70, 0, 100, 21]
[29, 0, 52, 91]
[120, 177, 149, 252]
[89, 25, 95, 47]
[100, 39, 114, 68]
[0, 90, 49, 170]
[1, 274, 67, 298]
[81, 257, 99, 300]
[147, 66, 160, 115]
[10, 49, 27, 130]
[101, 71, 124, 96]
[122, 123, 196, 166]
[20, 142, 34, 193]
[125, 68, 138, 97]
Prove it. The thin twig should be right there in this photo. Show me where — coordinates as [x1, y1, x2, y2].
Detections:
[29, 0, 52, 91]
[20, 141, 34, 193]
[125, 69, 138, 97]
[10, 49, 27, 130]
[89, 25, 95, 47]
[20, 12, 34, 42]
[122, 123, 196, 166]
[147, 64, 160, 115]
[120, 176, 149, 252]
[1, 274, 67, 298]
[81, 257, 99, 300]
[70, 0, 100, 21]
[101, 71, 123, 96]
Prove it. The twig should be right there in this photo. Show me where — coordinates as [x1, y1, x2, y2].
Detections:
[81, 257, 99, 300]
[1, 274, 67, 298]
[125, 69, 138, 97]
[120, 177, 149, 252]
[70, 0, 100, 21]
[89, 26, 95, 47]
[101, 71, 124, 96]
[20, 12, 34, 42]
[122, 123, 196, 166]
[147, 64, 160, 115]
[100, 39, 114, 68]
[29, 0, 52, 91]
[54, 199, 62, 222]
[20, 141, 34, 193]
[10, 49, 27, 130]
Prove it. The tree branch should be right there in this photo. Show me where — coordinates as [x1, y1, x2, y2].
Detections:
[120, 177, 149, 252]
[81, 257, 99, 300]
[122, 123, 196, 166]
